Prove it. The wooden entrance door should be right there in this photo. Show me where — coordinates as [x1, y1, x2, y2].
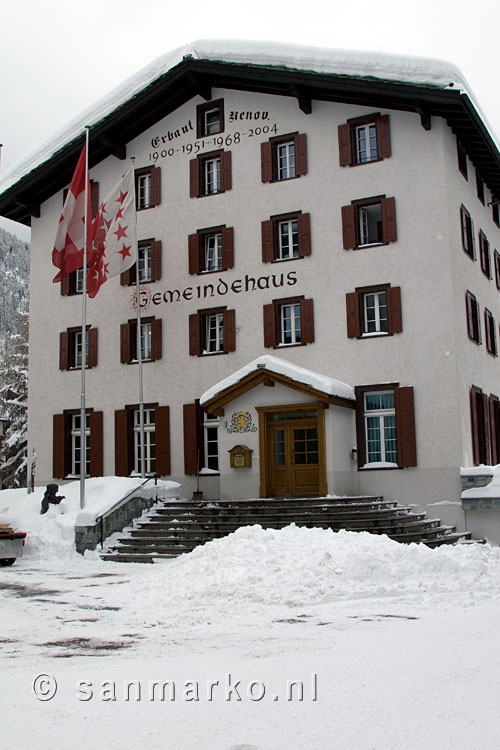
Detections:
[267, 410, 322, 496]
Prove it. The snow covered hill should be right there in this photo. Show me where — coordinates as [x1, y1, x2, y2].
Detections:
[0, 226, 29, 353]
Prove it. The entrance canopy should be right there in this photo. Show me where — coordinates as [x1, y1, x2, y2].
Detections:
[200, 355, 355, 414]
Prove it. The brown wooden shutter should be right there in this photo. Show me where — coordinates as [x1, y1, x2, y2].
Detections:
[188, 233, 200, 274]
[376, 115, 391, 159]
[295, 134, 307, 176]
[90, 180, 99, 218]
[341, 205, 357, 249]
[263, 304, 276, 347]
[60, 274, 70, 296]
[298, 213, 311, 257]
[395, 386, 417, 467]
[222, 227, 234, 269]
[482, 392, 491, 464]
[87, 327, 98, 368]
[190, 158, 200, 198]
[114, 409, 129, 476]
[221, 150, 232, 191]
[150, 167, 161, 206]
[183, 403, 199, 475]
[261, 141, 273, 183]
[189, 313, 201, 356]
[346, 292, 361, 338]
[301, 298, 315, 343]
[120, 267, 132, 286]
[155, 405, 171, 475]
[151, 240, 162, 281]
[53, 413, 66, 479]
[151, 318, 162, 361]
[382, 197, 397, 243]
[465, 292, 474, 340]
[387, 287, 402, 334]
[261, 220, 274, 262]
[338, 123, 353, 167]
[90, 411, 103, 477]
[489, 395, 499, 465]
[59, 332, 69, 370]
[120, 323, 130, 364]
[223, 309, 236, 352]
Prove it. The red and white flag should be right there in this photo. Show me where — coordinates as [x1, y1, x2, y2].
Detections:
[87, 170, 137, 298]
[52, 145, 92, 283]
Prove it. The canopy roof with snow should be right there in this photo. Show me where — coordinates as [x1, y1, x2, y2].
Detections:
[1, 39, 500, 226]
[200, 355, 356, 412]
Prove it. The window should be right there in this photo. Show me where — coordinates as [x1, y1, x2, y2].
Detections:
[135, 167, 161, 210]
[346, 285, 402, 338]
[476, 172, 485, 205]
[188, 226, 234, 274]
[204, 413, 220, 471]
[338, 114, 391, 167]
[457, 140, 468, 179]
[120, 240, 162, 285]
[53, 410, 103, 479]
[114, 404, 170, 476]
[460, 205, 475, 259]
[470, 386, 492, 466]
[479, 230, 491, 278]
[133, 408, 157, 474]
[355, 384, 417, 468]
[261, 133, 307, 183]
[190, 150, 232, 197]
[60, 265, 90, 296]
[492, 201, 500, 227]
[494, 250, 500, 290]
[484, 309, 497, 356]
[59, 326, 98, 370]
[261, 212, 311, 262]
[263, 297, 314, 348]
[341, 196, 397, 249]
[120, 317, 162, 363]
[189, 308, 236, 356]
[465, 291, 481, 344]
[196, 99, 224, 138]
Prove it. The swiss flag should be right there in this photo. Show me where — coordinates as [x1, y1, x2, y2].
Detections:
[52, 145, 93, 283]
[87, 170, 137, 298]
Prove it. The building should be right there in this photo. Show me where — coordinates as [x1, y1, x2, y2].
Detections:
[2, 41, 500, 540]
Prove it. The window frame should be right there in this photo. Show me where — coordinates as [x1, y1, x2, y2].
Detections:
[338, 113, 391, 167]
[190, 150, 232, 198]
[484, 308, 497, 356]
[460, 205, 475, 260]
[342, 196, 397, 250]
[457, 139, 468, 180]
[261, 211, 311, 263]
[59, 325, 97, 370]
[494, 250, 500, 291]
[261, 132, 307, 183]
[134, 166, 161, 210]
[196, 99, 225, 138]
[465, 290, 481, 344]
[120, 317, 162, 364]
[121, 239, 162, 286]
[346, 285, 402, 339]
[263, 296, 314, 348]
[114, 403, 170, 477]
[479, 230, 491, 279]
[476, 171, 485, 205]
[189, 308, 236, 356]
[188, 225, 234, 274]
[53, 409, 103, 479]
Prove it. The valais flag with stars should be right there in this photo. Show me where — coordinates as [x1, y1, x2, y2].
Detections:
[87, 170, 137, 298]
[52, 145, 93, 282]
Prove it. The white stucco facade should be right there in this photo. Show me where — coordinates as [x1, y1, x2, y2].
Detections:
[3, 44, 500, 540]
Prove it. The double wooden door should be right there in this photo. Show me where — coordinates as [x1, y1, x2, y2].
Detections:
[267, 410, 322, 497]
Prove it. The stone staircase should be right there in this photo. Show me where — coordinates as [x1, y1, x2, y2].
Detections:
[101, 495, 472, 563]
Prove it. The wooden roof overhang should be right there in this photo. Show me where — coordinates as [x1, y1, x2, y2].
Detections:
[2, 56, 500, 225]
[201, 367, 356, 416]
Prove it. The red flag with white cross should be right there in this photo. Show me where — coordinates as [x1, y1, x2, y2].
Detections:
[87, 169, 137, 298]
[52, 145, 93, 283]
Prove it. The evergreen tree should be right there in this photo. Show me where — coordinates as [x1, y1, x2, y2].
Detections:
[0, 312, 28, 488]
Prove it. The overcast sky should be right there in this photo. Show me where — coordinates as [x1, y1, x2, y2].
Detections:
[2, 0, 500, 240]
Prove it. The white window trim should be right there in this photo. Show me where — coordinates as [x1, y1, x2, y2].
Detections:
[277, 141, 296, 180]
[204, 233, 223, 272]
[204, 157, 221, 195]
[204, 312, 224, 353]
[363, 391, 397, 465]
[138, 245, 152, 283]
[363, 291, 388, 334]
[71, 414, 90, 477]
[137, 173, 152, 209]
[277, 219, 299, 260]
[355, 123, 378, 163]
[279, 302, 301, 345]
[203, 413, 220, 472]
[133, 408, 156, 474]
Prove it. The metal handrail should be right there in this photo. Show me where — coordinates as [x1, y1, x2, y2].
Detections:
[96, 475, 158, 548]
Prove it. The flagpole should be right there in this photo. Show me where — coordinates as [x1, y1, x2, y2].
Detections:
[80, 127, 90, 509]
[131, 158, 145, 479]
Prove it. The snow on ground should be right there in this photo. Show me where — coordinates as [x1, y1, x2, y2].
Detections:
[2, 489, 500, 748]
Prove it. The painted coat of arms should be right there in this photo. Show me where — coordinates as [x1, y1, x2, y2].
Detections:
[227, 411, 257, 433]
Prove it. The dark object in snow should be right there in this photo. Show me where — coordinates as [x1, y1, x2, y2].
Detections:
[41, 484, 65, 515]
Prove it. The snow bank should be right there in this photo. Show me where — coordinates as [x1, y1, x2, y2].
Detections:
[0, 477, 179, 559]
[134, 525, 500, 615]
[462, 464, 500, 498]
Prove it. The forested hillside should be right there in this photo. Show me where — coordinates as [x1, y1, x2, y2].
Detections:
[0, 226, 29, 351]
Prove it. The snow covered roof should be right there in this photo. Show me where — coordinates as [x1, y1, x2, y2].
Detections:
[200, 355, 355, 408]
[2, 39, 500, 225]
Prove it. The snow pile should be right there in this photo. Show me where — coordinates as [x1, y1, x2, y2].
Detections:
[136, 525, 500, 615]
[461, 464, 500, 499]
[0, 477, 179, 560]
